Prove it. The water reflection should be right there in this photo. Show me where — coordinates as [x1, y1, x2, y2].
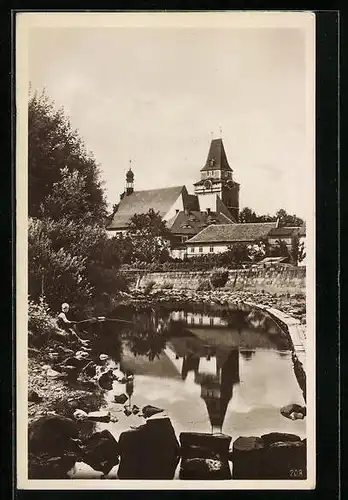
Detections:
[82, 303, 304, 437]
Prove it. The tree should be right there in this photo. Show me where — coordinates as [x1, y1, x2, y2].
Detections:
[28, 88, 106, 222]
[239, 207, 258, 223]
[127, 209, 171, 263]
[276, 209, 303, 228]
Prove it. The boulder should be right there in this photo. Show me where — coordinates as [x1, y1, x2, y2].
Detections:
[114, 393, 128, 404]
[82, 430, 120, 475]
[179, 458, 231, 480]
[118, 417, 180, 479]
[230, 436, 265, 479]
[281, 404, 306, 420]
[28, 415, 81, 479]
[263, 440, 307, 479]
[97, 370, 114, 390]
[132, 405, 140, 415]
[180, 432, 231, 461]
[261, 432, 301, 447]
[28, 390, 42, 403]
[87, 410, 111, 423]
[142, 405, 164, 419]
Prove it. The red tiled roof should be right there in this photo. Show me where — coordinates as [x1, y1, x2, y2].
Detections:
[187, 222, 277, 244]
[107, 186, 185, 230]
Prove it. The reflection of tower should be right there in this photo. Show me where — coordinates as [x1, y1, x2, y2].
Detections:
[200, 349, 239, 433]
[181, 354, 200, 380]
[126, 378, 134, 407]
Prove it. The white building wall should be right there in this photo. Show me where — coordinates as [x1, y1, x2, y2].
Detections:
[196, 193, 218, 212]
[186, 243, 228, 257]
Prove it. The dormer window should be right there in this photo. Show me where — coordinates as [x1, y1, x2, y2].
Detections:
[210, 158, 215, 167]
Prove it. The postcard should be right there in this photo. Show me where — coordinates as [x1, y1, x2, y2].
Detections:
[16, 10, 316, 489]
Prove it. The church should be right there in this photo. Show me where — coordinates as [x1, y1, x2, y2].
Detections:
[107, 138, 240, 258]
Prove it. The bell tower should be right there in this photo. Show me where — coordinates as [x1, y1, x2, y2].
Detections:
[126, 161, 134, 196]
[193, 138, 240, 221]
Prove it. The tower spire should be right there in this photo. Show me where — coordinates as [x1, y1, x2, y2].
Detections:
[126, 160, 134, 196]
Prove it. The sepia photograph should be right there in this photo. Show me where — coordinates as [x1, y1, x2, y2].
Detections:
[16, 11, 315, 489]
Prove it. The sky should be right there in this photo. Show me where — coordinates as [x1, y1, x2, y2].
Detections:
[27, 15, 315, 218]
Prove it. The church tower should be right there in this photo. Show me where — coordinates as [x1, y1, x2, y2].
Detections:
[125, 165, 134, 195]
[193, 138, 240, 221]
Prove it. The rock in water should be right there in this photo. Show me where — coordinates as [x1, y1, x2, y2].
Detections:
[118, 417, 179, 479]
[142, 405, 164, 419]
[28, 415, 80, 479]
[82, 430, 120, 475]
[87, 411, 111, 423]
[231, 436, 265, 479]
[179, 458, 231, 480]
[114, 393, 128, 404]
[280, 403, 306, 420]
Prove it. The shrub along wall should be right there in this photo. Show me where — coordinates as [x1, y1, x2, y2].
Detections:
[122, 266, 306, 294]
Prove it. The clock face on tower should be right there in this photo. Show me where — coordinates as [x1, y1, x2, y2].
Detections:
[226, 179, 234, 190]
[204, 179, 212, 190]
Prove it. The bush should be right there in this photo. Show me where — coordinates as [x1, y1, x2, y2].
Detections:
[28, 297, 62, 346]
[209, 268, 229, 288]
[196, 278, 212, 291]
[143, 279, 156, 295]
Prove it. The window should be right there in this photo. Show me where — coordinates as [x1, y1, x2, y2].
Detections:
[199, 247, 203, 253]
[190, 247, 195, 253]
[182, 236, 188, 242]
[210, 245, 214, 252]
[210, 317, 214, 326]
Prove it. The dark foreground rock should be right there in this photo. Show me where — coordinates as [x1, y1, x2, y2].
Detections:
[231, 433, 306, 480]
[180, 432, 231, 460]
[28, 415, 81, 479]
[231, 436, 265, 479]
[118, 416, 180, 479]
[180, 458, 231, 480]
[82, 430, 119, 475]
[179, 432, 232, 480]
[261, 432, 301, 447]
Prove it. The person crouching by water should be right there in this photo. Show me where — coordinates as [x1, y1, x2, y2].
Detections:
[57, 303, 90, 348]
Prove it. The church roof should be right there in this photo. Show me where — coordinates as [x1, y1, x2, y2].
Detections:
[107, 185, 185, 230]
[168, 210, 234, 236]
[187, 222, 277, 244]
[201, 138, 233, 172]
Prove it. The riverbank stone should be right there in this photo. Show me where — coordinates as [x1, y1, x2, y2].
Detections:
[142, 405, 164, 419]
[261, 432, 301, 447]
[280, 403, 306, 420]
[118, 416, 180, 479]
[87, 410, 111, 422]
[114, 393, 128, 404]
[263, 440, 306, 479]
[82, 429, 120, 475]
[230, 436, 265, 479]
[180, 432, 231, 460]
[28, 415, 81, 479]
[179, 458, 231, 480]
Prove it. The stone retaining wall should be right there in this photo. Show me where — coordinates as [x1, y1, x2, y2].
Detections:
[122, 267, 306, 294]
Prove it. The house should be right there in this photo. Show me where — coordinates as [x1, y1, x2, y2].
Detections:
[107, 138, 239, 256]
[267, 225, 305, 249]
[185, 222, 278, 257]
